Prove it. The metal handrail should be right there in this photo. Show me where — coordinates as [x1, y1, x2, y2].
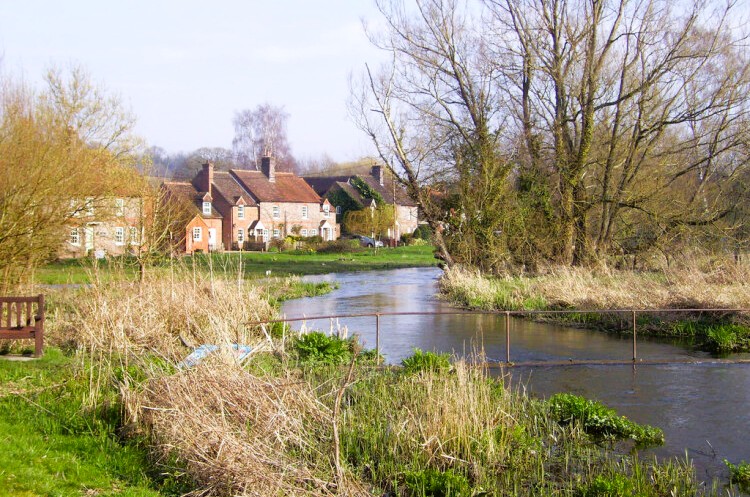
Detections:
[245, 308, 750, 367]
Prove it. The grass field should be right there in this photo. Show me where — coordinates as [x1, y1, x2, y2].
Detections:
[35, 245, 438, 285]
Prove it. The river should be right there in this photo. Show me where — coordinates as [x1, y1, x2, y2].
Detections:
[281, 267, 750, 482]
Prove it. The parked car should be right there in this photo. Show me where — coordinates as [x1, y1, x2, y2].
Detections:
[352, 234, 384, 248]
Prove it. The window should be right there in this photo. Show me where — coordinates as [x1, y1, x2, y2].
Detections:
[301, 229, 308, 237]
[310, 228, 318, 236]
[262, 229, 269, 241]
[335, 205, 341, 215]
[272, 205, 280, 218]
[85, 197, 94, 216]
[202, 202, 211, 215]
[129, 227, 140, 245]
[302, 205, 308, 219]
[116, 198, 125, 216]
[115, 227, 125, 245]
[273, 229, 280, 238]
[237, 229, 244, 244]
[237, 205, 245, 219]
[70, 228, 80, 245]
[193, 227, 202, 241]
[323, 204, 330, 218]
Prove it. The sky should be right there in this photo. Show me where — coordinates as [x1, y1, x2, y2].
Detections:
[0, 1, 387, 162]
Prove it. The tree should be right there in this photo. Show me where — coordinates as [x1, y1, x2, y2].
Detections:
[232, 103, 298, 172]
[0, 67, 143, 290]
[351, 0, 514, 271]
[356, 0, 750, 270]
[343, 204, 395, 239]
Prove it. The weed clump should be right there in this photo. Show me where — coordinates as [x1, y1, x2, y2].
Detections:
[725, 459, 750, 490]
[293, 331, 354, 365]
[401, 349, 451, 374]
[403, 467, 471, 497]
[548, 393, 664, 447]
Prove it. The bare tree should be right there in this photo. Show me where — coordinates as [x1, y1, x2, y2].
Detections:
[232, 103, 298, 172]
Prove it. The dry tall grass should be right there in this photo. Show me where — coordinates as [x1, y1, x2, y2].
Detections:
[441, 259, 750, 310]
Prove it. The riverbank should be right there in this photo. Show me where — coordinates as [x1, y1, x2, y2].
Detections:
[439, 265, 750, 353]
[34, 245, 438, 285]
[2, 272, 747, 495]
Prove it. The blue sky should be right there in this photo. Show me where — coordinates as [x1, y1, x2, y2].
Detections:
[0, 1, 386, 162]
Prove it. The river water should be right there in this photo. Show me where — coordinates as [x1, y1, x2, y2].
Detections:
[281, 267, 750, 482]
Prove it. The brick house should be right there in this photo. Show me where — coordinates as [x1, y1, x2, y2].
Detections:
[62, 196, 146, 258]
[162, 157, 338, 253]
[304, 165, 419, 240]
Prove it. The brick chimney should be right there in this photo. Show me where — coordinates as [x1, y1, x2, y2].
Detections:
[196, 162, 214, 194]
[371, 165, 384, 186]
[261, 156, 276, 183]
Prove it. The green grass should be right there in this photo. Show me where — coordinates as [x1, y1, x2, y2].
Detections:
[0, 349, 177, 496]
[36, 245, 438, 284]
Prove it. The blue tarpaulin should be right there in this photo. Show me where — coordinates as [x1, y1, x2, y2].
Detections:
[179, 344, 253, 369]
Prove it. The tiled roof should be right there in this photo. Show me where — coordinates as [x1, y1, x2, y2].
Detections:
[212, 171, 257, 206]
[303, 176, 351, 196]
[230, 170, 321, 204]
[307, 174, 417, 207]
[161, 181, 223, 218]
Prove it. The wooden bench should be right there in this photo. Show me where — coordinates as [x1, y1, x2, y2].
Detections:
[0, 295, 45, 357]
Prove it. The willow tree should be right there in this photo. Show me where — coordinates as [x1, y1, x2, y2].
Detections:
[0, 67, 143, 289]
[343, 205, 395, 240]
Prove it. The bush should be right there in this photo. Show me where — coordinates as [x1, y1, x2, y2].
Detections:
[578, 474, 634, 497]
[401, 349, 451, 375]
[413, 224, 432, 240]
[293, 332, 352, 365]
[404, 468, 471, 497]
[316, 239, 359, 254]
[548, 393, 664, 447]
[725, 459, 750, 489]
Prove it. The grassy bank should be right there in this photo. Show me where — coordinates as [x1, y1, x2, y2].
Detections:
[2, 273, 744, 495]
[35, 245, 438, 285]
[439, 264, 750, 353]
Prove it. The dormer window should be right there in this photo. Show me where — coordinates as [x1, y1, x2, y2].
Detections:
[202, 201, 211, 215]
[238, 205, 245, 219]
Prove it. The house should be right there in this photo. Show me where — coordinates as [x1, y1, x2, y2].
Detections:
[304, 165, 419, 241]
[62, 195, 146, 258]
[162, 157, 338, 253]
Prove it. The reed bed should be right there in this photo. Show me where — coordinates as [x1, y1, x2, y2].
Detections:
[440, 260, 750, 310]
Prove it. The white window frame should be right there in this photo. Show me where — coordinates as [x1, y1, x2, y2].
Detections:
[302, 205, 308, 219]
[85, 197, 94, 217]
[70, 228, 80, 245]
[262, 229, 269, 242]
[202, 202, 211, 216]
[116, 198, 125, 217]
[114, 227, 125, 245]
[323, 204, 330, 218]
[237, 205, 245, 220]
[301, 229, 308, 237]
[335, 205, 341, 215]
[237, 228, 244, 244]
[273, 229, 280, 238]
[129, 226, 140, 245]
[193, 227, 202, 241]
[310, 228, 318, 236]
[272, 205, 280, 219]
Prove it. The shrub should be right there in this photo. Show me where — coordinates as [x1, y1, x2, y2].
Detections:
[316, 239, 358, 254]
[401, 349, 451, 375]
[548, 393, 664, 447]
[413, 224, 432, 240]
[725, 459, 750, 489]
[403, 468, 471, 497]
[293, 332, 352, 365]
[578, 474, 634, 497]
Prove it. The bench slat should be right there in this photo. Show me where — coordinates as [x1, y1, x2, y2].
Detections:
[0, 328, 37, 339]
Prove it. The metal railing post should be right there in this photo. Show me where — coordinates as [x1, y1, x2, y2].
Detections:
[632, 310, 637, 362]
[505, 311, 511, 364]
[375, 313, 381, 363]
